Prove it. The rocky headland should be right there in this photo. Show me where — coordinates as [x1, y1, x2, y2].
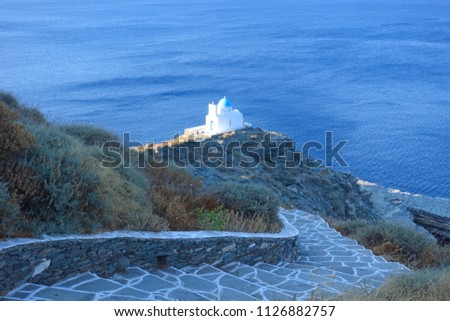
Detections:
[143, 127, 450, 244]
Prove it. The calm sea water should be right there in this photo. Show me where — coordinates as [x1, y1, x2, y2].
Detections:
[1, 0, 449, 198]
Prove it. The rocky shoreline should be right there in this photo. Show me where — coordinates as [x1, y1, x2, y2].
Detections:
[358, 180, 450, 244]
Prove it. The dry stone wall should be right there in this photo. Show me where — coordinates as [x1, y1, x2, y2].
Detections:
[0, 215, 298, 295]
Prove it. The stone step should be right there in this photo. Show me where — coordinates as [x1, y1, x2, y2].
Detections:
[216, 261, 367, 301]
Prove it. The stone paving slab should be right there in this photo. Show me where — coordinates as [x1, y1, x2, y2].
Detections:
[219, 287, 255, 301]
[54, 273, 96, 288]
[113, 287, 151, 299]
[74, 279, 122, 292]
[262, 288, 293, 301]
[179, 275, 217, 292]
[219, 274, 261, 294]
[132, 275, 175, 292]
[34, 287, 95, 301]
[167, 288, 210, 301]
[2, 209, 410, 301]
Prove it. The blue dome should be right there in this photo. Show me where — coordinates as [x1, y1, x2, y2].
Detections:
[217, 96, 232, 108]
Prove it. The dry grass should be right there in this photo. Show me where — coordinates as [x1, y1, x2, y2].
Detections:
[222, 210, 282, 233]
[196, 206, 282, 233]
[368, 267, 450, 300]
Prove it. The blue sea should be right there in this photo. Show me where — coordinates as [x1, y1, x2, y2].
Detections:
[1, 0, 449, 198]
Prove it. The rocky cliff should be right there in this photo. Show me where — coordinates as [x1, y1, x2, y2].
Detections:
[148, 127, 375, 221]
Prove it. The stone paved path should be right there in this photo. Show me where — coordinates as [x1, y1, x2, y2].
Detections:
[3, 210, 409, 301]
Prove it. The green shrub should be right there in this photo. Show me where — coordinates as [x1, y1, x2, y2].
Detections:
[208, 181, 281, 223]
[197, 205, 227, 230]
[60, 124, 118, 147]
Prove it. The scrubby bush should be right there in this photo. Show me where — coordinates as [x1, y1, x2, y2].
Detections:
[0, 91, 20, 110]
[147, 167, 282, 232]
[133, 211, 170, 232]
[331, 219, 444, 269]
[222, 210, 282, 233]
[0, 93, 169, 236]
[339, 267, 450, 301]
[196, 205, 282, 233]
[0, 92, 46, 124]
[0, 102, 45, 236]
[18, 106, 47, 124]
[368, 267, 450, 300]
[0, 183, 21, 238]
[0, 102, 36, 162]
[208, 181, 281, 224]
[1, 161, 48, 218]
[330, 219, 368, 236]
[19, 124, 167, 235]
[60, 124, 118, 147]
[147, 166, 220, 230]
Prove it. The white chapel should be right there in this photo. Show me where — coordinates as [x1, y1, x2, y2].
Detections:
[205, 97, 244, 135]
[184, 97, 249, 138]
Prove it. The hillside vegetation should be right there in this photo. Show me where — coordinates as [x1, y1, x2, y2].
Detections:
[0, 92, 281, 237]
[0, 93, 168, 237]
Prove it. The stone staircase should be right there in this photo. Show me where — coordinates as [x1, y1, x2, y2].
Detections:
[2, 210, 409, 301]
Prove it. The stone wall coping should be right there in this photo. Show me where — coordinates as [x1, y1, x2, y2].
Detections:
[0, 210, 298, 251]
